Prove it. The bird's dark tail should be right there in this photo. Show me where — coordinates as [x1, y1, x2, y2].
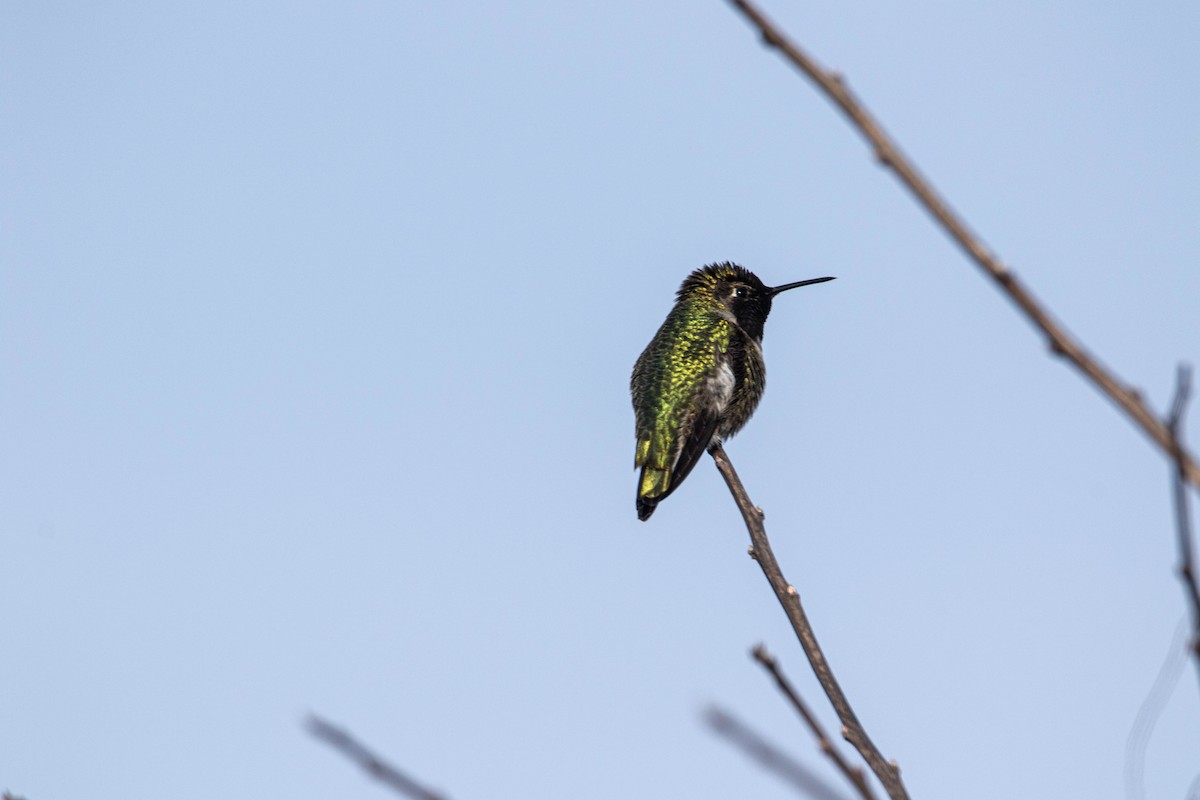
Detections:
[637, 496, 658, 521]
[636, 464, 670, 521]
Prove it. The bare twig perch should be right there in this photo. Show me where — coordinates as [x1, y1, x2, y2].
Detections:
[307, 714, 449, 800]
[706, 705, 854, 800]
[1165, 366, 1200, 685]
[725, 0, 1200, 491]
[710, 444, 909, 800]
[753, 645, 878, 800]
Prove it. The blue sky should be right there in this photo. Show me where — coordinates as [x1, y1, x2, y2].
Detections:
[3, 2, 1198, 798]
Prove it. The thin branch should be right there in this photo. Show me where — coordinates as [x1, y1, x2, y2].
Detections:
[724, 0, 1200, 493]
[705, 705, 854, 800]
[1124, 616, 1190, 800]
[1165, 365, 1200, 686]
[709, 444, 910, 800]
[753, 644, 878, 800]
[307, 713, 450, 800]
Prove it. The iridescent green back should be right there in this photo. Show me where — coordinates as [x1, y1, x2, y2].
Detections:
[631, 299, 733, 500]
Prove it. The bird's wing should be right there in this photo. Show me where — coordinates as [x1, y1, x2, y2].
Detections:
[633, 319, 734, 518]
[635, 401, 720, 521]
[662, 401, 722, 500]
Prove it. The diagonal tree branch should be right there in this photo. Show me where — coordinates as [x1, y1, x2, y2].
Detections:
[753, 644, 878, 800]
[706, 705, 855, 800]
[1165, 365, 1200, 686]
[710, 444, 910, 800]
[724, 0, 1200, 492]
[307, 714, 450, 800]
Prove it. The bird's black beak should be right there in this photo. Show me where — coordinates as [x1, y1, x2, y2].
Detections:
[768, 276, 836, 297]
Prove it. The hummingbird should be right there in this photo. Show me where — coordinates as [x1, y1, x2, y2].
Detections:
[630, 262, 834, 521]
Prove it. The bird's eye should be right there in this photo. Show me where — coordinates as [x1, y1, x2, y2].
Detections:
[732, 287, 745, 298]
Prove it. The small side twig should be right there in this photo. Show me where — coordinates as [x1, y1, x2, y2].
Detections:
[705, 705, 854, 800]
[1165, 365, 1200, 685]
[709, 444, 909, 800]
[307, 714, 449, 800]
[724, 0, 1200, 493]
[753, 644, 878, 800]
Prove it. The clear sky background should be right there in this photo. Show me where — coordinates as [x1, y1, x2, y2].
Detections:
[3, 2, 1198, 798]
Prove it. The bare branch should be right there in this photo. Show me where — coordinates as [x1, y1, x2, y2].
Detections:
[705, 705, 854, 800]
[1124, 617, 1190, 800]
[307, 713, 450, 800]
[1165, 365, 1200, 685]
[724, 0, 1200, 492]
[753, 645, 878, 800]
[709, 444, 910, 799]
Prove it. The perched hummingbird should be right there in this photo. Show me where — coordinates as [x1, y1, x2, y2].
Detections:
[630, 262, 834, 521]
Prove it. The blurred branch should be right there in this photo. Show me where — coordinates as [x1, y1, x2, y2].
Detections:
[307, 713, 449, 800]
[753, 644, 878, 800]
[724, 0, 1200, 492]
[1165, 365, 1200, 685]
[1124, 616, 1190, 800]
[705, 705, 853, 800]
[709, 444, 910, 800]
